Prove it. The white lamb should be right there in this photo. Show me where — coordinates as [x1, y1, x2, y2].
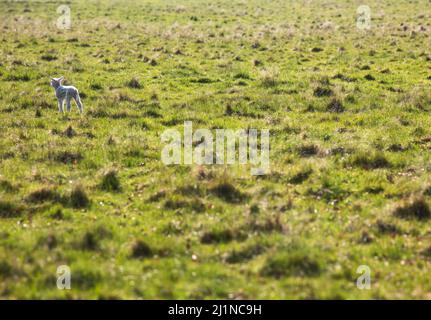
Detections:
[50, 76, 83, 114]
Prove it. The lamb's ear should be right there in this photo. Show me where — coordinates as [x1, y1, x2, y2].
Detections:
[59, 76, 64, 82]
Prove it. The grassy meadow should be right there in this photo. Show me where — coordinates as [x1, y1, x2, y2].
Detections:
[0, 0, 431, 299]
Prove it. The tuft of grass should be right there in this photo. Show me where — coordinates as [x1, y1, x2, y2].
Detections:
[0, 179, 17, 193]
[233, 71, 251, 80]
[393, 196, 430, 221]
[260, 246, 324, 278]
[63, 126, 77, 138]
[297, 144, 320, 157]
[163, 197, 205, 212]
[326, 99, 344, 113]
[26, 187, 61, 203]
[0, 200, 23, 218]
[51, 151, 83, 164]
[376, 220, 401, 235]
[126, 77, 141, 89]
[72, 268, 102, 290]
[69, 185, 90, 209]
[41, 54, 57, 61]
[349, 151, 391, 169]
[0, 260, 14, 277]
[4, 72, 30, 82]
[46, 205, 68, 220]
[99, 169, 121, 192]
[78, 225, 112, 251]
[191, 77, 215, 84]
[201, 228, 246, 244]
[311, 47, 323, 52]
[90, 82, 103, 90]
[247, 215, 284, 233]
[209, 180, 247, 203]
[225, 243, 267, 264]
[422, 246, 431, 258]
[289, 167, 313, 184]
[130, 239, 153, 258]
[79, 232, 99, 251]
[259, 67, 279, 87]
[313, 86, 333, 97]
[38, 234, 58, 250]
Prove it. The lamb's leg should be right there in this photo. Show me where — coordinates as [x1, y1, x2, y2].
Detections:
[74, 93, 83, 114]
[58, 99, 64, 113]
[66, 96, 72, 112]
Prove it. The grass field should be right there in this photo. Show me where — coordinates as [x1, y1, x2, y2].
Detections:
[0, 0, 431, 299]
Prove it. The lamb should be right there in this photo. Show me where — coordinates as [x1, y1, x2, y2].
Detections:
[50, 76, 83, 114]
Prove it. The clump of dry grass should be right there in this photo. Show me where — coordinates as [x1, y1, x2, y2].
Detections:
[259, 66, 280, 87]
[399, 87, 431, 110]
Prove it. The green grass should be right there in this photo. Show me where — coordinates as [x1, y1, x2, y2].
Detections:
[0, 0, 431, 299]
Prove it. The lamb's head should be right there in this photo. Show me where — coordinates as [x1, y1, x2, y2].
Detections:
[50, 76, 64, 88]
